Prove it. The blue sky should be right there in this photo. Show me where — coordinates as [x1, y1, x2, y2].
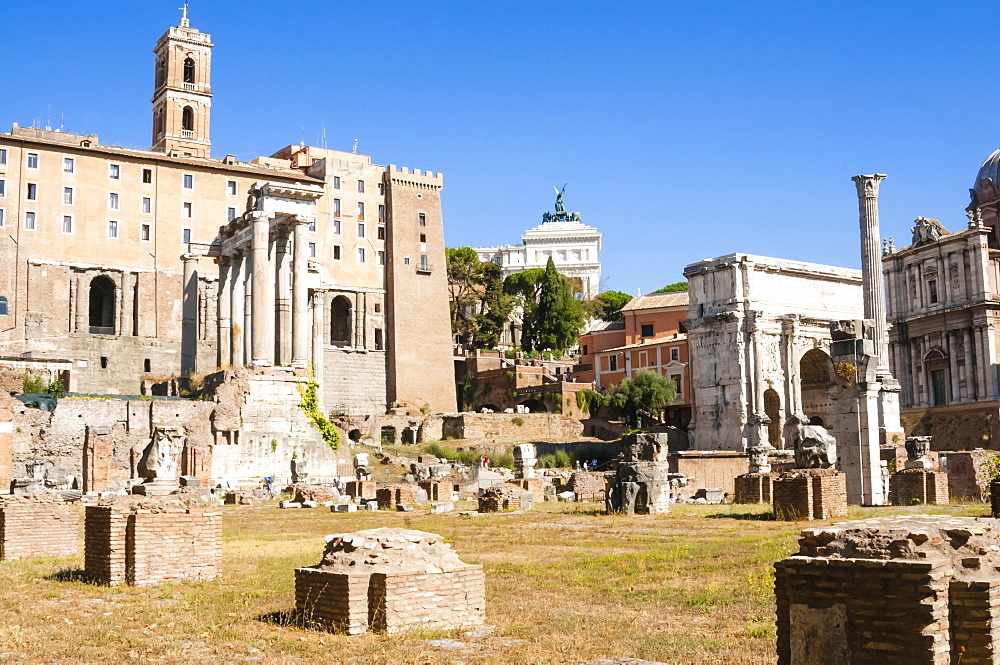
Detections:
[1, 1, 995, 293]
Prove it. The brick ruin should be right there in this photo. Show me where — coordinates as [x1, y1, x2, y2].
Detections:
[775, 515, 1000, 664]
[772, 469, 847, 520]
[84, 493, 221, 586]
[888, 435, 949, 506]
[344, 480, 377, 500]
[294, 527, 485, 635]
[0, 495, 79, 560]
[478, 484, 523, 512]
[375, 485, 416, 510]
[734, 473, 774, 503]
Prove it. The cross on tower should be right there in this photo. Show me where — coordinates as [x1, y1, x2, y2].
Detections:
[179, 3, 190, 27]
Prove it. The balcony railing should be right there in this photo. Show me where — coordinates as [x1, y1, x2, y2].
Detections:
[181, 130, 194, 138]
[183, 82, 196, 90]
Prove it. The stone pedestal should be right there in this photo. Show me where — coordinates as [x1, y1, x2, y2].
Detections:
[889, 469, 949, 506]
[513, 443, 537, 479]
[772, 469, 847, 520]
[605, 432, 672, 515]
[734, 472, 774, 504]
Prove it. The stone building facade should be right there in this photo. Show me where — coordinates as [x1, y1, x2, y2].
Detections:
[683, 254, 864, 452]
[0, 11, 455, 414]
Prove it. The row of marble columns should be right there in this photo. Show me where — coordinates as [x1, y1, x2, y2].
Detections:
[895, 325, 1000, 407]
[214, 212, 311, 370]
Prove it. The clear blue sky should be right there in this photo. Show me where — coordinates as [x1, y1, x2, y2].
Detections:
[2, 1, 995, 294]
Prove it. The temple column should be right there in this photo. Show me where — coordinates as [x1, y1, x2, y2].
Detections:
[949, 330, 961, 403]
[180, 254, 200, 377]
[69, 277, 79, 332]
[275, 231, 291, 365]
[217, 257, 232, 368]
[291, 216, 311, 367]
[963, 327, 976, 401]
[244, 256, 253, 366]
[251, 212, 274, 366]
[312, 291, 325, 381]
[984, 323, 999, 399]
[230, 252, 245, 367]
[852, 174, 890, 373]
[975, 325, 988, 403]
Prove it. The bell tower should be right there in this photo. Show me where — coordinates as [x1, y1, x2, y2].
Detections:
[151, 5, 213, 158]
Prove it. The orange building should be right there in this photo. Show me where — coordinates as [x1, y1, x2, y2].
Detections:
[577, 292, 691, 427]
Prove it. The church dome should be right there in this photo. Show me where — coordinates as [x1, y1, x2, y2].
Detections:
[975, 148, 1000, 189]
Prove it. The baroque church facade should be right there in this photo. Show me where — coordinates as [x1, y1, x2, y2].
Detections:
[0, 11, 456, 414]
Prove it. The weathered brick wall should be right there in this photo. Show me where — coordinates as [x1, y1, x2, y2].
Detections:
[0, 496, 79, 560]
[345, 480, 376, 499]
[509, 478, 546, 502]
[773, 470, 846, 520]
[441, 413, 584, 441]
[734, 473, 773, 503]
[0, 391, 13, 490]
[478, 484, 521, 512]
[370, 566, 485, 634]
[950, 580, 1000, 665]
[294, 568, 370, 634]
[85, 505, 221, 586]
[775, 556, 951, 664]
[376, 485, 416, 509]
[947, 450, 996, 501]
[418, 480, 444, 501]
[890, 470, 949, 506]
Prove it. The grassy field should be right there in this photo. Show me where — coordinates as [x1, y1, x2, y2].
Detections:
[0, 501, 989, 665]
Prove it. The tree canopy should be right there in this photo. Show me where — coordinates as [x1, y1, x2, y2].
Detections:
[585, 290, 632, 322]
[446, 247, 515, 350]
[504, 260, 583, 353]
[650, 281, 688, 294]
[605, 369, 678, 427]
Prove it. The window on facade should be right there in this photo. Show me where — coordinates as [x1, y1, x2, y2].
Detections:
[0, 180, 5, 197]
[377, 182, 384, 196]
[374, 328, 384, 350]
[182, 106, 194, 131]
[0, 208, 5, 227]
[26, 152, 38, 169]
[419, 255, 429, 271]
[108, 164, 120, 180]
[357, 247, 366, 263]
[333, 198, 341, 216]
[63, 157, 75, 173]
[670, 347, 680, 362]
[108, 192, 119, 210]
[374, 302, 381, 313]
[89, 276, 116, 332]
[142, 168, 153, 184]
[419, 233, 427, 243]
[671, 374, 682, 395]
[308, 218, 316, 232]
[225, 207, 237, 222]
[140, 223, 151, 241]
[183, 57, 195, 83]
[63, 187, 73, 205]
[0, 296, 7, 316]
[582, 345, 588, 356]
[330, 296, 352, 346]
[24, 211, 36, 230]
[641, 323, 654, 337]
[62, 215, 72, 234]
[377, 225, 385, 240]
[25, 183, 37, 200]
[308, 242, 316, 258]
[182, 228, 192, 244]
[404, 257, 410, 265]
[333, 176, 341, 190]
[332, 219, 341, 235]
[357, 222, 365, 238]
[357, 180, 365, 194]
[418, 213, 426, 226]
[183, 173, 194, 189]
[332, 245, 341, 260]
[0, 148, 6, 164]
[928, 280, 938, 304]
[609, 355, 618, 371]
[182, 201, 193, 218]
[142, 197, 152, 214]
[378, 204, 385, 222]
[377, 250, 385, 265]
[357, 202, 365, 219]
[226, 180, 237, 196]
[107, 220, 119, 238]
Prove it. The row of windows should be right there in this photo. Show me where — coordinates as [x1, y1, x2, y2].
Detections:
[0, 208, 184, 242]
[329, 177, 384, 196]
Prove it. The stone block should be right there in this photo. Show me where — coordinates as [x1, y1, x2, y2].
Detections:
[179, 476, 200, 487]
[413, 488, 429, 505]
[430, 501, 454, 514]
[365, 501, 379, 511]
[396, 504, 414, 512]
[519, 492, 534, 511]
[333, 503, 358, 513]
[279, 501, 302, 509]
[301, 501, 318, 508]
[557, 491, 576, 502]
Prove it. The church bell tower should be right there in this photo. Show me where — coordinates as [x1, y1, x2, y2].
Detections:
[151, 5, 213, 158]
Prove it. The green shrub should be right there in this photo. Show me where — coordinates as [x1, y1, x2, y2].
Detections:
[511, 416, 525, 426]
[297, 380, 340, 451]
[539, 449, 572, 468]
[22, 372, 46, 393]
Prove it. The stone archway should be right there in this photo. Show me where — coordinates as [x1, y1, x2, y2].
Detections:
[89, 276, 116, 334]
[799, 348, 834, 426]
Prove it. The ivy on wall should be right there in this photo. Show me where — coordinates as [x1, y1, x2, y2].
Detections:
[298, 379, 340, 451]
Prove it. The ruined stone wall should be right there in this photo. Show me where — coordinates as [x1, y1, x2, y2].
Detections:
[734, 473, 773, 503]
[889, 470, 949, 506]
[441, 413, 583, 441]
[84, 505, 221, 586]
[294, 569, 370, 634]
[946, 449, 995, 501]
[772, 470, 847, 520]
[375, 485, 416, 509]
[668, 452, 748, 497]
[901, 402, 1000, 451]
[369, 567, 485, 634]
[321, 348, 386, 415]
[0, 497, 80, 560]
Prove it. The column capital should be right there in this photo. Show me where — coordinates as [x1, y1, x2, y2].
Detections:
[181, 253, 201, 264]
[249, 211, 274, 223]
[852, 173, 887, 199]
[290, 214, 311, 226]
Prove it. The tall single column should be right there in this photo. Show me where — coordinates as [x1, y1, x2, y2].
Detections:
[312, 292, 325, 381]
[975, 325, 988, 403]
[230, 252, 245, 367]
[244, 265, 253, 366]
[217, 257, 232, 369]
[949, 330, 961, 403]
[984, 323, 999, 399]
[852, 174, 890, 373]
[180, 254, 200, 377]
[291, 216, 310, 367]
[964, 327, 977, 401]
[69, 278, 78, 333]
[274, 232, 291, 365]
[251, 212, 274, 366]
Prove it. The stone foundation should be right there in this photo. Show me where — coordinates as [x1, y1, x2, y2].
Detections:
[345, 480, 376, 500]
[478, 484, 522, 512]
[775, 515, 1000, 665]
[507, 478, 545, 503]
[772, 469, 847, 520]
[84, 499, 221, 586]
[294, 528, 485, 635]
[375, 485, 416, 509]
[889, 469, 949, 506]
[0, 495, 79, 560]
[566, 472, 604, 502]
[734, 472, 774, 504]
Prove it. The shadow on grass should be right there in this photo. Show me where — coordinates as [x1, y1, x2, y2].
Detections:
[45, 568, 90, 583]
[704, 511, 777, 521]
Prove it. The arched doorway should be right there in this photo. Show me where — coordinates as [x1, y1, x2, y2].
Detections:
[763, 388, 781, 447]
[924, 347, 950, 406]
[330, 296, 352, 346]
[89, 276, 116, 334]
[520, 399, 547, 413]
[799, 348, 834, 426]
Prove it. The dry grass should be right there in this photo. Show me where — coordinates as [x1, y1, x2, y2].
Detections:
[0, 501, 989, 664]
